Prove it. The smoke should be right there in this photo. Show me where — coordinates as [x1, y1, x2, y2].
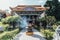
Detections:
[14, 12, 28, 28]
[20, 16, 28, 28]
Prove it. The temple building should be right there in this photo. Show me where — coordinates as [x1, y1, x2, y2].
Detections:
[10, 5, 49, 26]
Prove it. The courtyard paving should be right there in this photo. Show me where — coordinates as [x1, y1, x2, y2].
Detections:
[13, 27, 46, 40]
[53, 33, 60, 40]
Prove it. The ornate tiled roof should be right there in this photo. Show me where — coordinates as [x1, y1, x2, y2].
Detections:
[10, 5, 49, 11]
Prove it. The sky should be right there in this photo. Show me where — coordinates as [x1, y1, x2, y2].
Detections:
[0, 0, 60, 11]
[0, 0, 47, 10]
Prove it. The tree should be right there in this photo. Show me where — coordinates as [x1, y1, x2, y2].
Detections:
[46, 16, 56, 25]
[43, 29, 54, 40]
[44, 0, 60, 20]
[39, 16, 56, 29]
[52, 0, 60, 20]
[1, 16, 20, 29]
[44, 0, 54, 16]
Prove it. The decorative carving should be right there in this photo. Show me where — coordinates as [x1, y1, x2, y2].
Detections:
[24, 7, 36, 11]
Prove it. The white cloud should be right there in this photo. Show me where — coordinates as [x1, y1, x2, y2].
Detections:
[59, 0, 60, 2]
[0, 0, 10, 9]
[0, 0, 47, 10]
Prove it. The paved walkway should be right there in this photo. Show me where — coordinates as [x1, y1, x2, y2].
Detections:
[53, 25, 60, 40]
[13, 28, 46, 40]
[53, 33, 59, 40]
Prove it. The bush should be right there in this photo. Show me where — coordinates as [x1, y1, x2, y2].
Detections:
[0, 29, 19, 40]
[52, 24, 57, 31]
[1, 16, 19, 24]
[41, 29, 54, 40]
[0, 22, 9, 31]
[57, 21, 60, 25]
[1, 16, 20, 29]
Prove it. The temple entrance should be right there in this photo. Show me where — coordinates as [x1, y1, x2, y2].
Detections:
[10, 5, 49, 28]
[26, 15, 38, 24]
[20, 15, 39, 27]
[10, 5, 49, 39]
[15, 11, 41, 28]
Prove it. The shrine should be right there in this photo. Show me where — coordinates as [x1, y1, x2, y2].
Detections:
[10, 5, 49, 25]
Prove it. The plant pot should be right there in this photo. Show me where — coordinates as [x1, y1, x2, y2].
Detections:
[26, 32, 33, 36]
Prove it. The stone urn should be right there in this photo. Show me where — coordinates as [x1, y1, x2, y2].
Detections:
[26, 24, 33, 36]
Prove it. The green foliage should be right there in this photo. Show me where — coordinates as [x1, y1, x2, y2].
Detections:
[57, 21, 60, 25]
[1, 16, 20, 24]
[1, 16, 20, 29]
[52, 24, 57, 31]
[41, 29, 54, 40]
[0, 29, 19, 40]
[0, 22, 9, 31]
[39, 16, 56, 27]
[46, 16, 56, 24]
[44, 0, 60, 20]
[39, 17, 46, 21]
[40, 28, 44, 33]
